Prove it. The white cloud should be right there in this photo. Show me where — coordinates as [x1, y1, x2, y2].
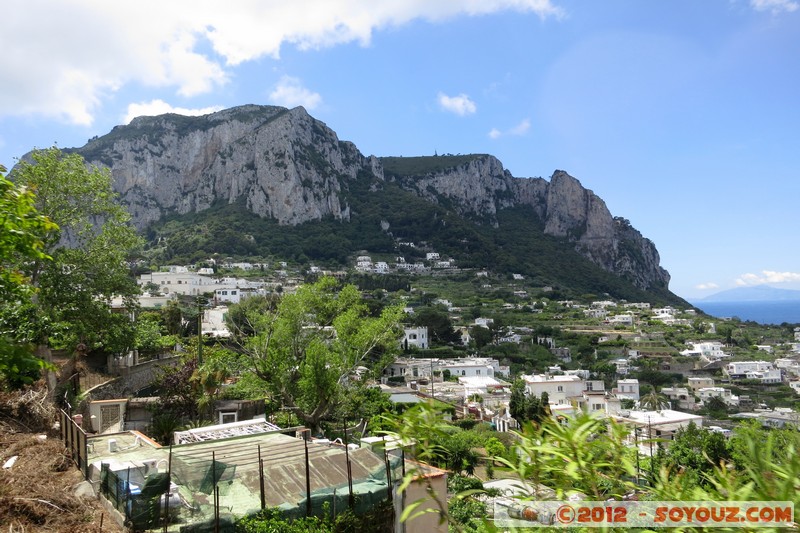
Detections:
[509, 118, 531, 135]
[123, 100, 225, 124]
[750, 0, 799, 14]
[488, 118, 531, 138]
[0, 0, 563, 125]
[735, 270, 800, 286]
[695, 282, 720, 290]
[438, 93, 477, 116]
[269, 76, 322, 110]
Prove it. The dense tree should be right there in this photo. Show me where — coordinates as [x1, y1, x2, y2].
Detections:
[470, 325, 493, 349]
[0, 165, 55, 301]
[3, 148, 143, 357]
[0, 165, 57, 388]
[242, 276, 404, 432]
[412, 305, 460, 345]
[638, 390, 671, 411]
[661, 422, 731, 481]
[509, 378, 549, 426]
[701, 395, 729, 418]
[509, 378, 527, 424]
[224, 293, 280, 338]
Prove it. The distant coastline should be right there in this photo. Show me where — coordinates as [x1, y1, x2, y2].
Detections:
[691, 300, 800, 325]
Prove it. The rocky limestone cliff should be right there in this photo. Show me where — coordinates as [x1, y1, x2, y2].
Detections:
[71, 104, 669, 292]
[385, 158, 669, 291]
[78, 105, 380, 229]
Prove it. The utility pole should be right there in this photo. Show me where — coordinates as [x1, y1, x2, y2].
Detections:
[197, 296, 204, 366]
[430, 359, 434, 398]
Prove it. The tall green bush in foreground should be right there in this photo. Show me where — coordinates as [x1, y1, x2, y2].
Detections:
[384, 402, 800, 532]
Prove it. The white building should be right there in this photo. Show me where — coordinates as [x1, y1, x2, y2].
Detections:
[592, 300, 618, 309]
[202, 306, 231, 338]
[607, 314, 634, 326]
[681, 341, 730, 360]
[687, 376, 715, 392]
[215, 287, 249, 304]
[612, 358, 631, 375]
[384, 356, 506, 381]
[614, 379, 640, 401]
[745, 368, 783, 384]
[612, 409, 704, 456]
[522, 374, 585, 405]
[775, 358, 800, 378]
[355, 257, 373, 272]
[474, 317, 494, 329]
[660, 386, 696, 411]
[697, 387, 739, 407]
[584, 308, 608, 319]
[402, 327, 429, 350]
[439, 357, 502, 378]
[725, 360, 776, 379]
[425, 252, 440, 261]
[138, 271, 217, 296]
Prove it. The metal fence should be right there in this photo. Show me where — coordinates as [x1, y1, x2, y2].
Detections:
[59, 408, 88, 477]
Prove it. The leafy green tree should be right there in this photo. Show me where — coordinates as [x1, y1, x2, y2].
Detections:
[484, 436, 506, 464]
[337, 383, 394, 430]
[0, 165, 57, 388]
[638, 389, 670, 410]
[412, 305, 460, 345]
[500, 413, 637, 501]
[469, 325, 492, 349]
[225, 293, 280, 338]
[243, 277, 404, 432]
[0, 165, 56, 301]
[134, 311, 178, 357]
[509, 379, 549, 426]
[3, 148, 143, 357]
[701, 395, 729, 418]
[661, 422, 731, 483]
[508, 378, 528, 424]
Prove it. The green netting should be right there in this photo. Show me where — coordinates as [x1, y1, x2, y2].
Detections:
[100, 438, 405, 530]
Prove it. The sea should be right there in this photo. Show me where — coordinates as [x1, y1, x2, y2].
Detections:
[690, 300, 800, 325]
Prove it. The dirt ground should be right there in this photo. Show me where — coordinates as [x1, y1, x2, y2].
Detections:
[0, 388, 125, 533]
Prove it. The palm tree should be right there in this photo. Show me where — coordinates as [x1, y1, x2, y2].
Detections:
[637, 390, 670, 411]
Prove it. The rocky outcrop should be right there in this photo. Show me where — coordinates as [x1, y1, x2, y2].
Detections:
[71, 104, 669, 292]
[388, 160, 668, 291]
[78, 105, 379, 229]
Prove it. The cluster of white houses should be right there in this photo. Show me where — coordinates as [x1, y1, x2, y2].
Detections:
[354, 252, 456, 274]
[137, 268, 277, 303]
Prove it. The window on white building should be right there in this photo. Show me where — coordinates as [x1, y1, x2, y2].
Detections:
[557, 386, 563, 392]
[219, 412, 237, 424]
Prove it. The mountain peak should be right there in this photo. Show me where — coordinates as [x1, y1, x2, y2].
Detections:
[66, 105, 676, 300]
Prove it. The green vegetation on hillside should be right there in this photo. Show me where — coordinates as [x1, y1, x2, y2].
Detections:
[380, 154, 488, 177]
[145, 169, 685, 305]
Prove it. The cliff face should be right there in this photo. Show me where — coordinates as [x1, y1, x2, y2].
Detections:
[80, 105, 380, 228]
[384, 160, 669, 291]
[72, 104, 669, 292]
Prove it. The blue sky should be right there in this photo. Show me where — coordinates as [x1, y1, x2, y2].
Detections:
[2, 0, 798, 300]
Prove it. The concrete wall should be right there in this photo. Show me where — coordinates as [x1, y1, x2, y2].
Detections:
[89, 356, 182, 400]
